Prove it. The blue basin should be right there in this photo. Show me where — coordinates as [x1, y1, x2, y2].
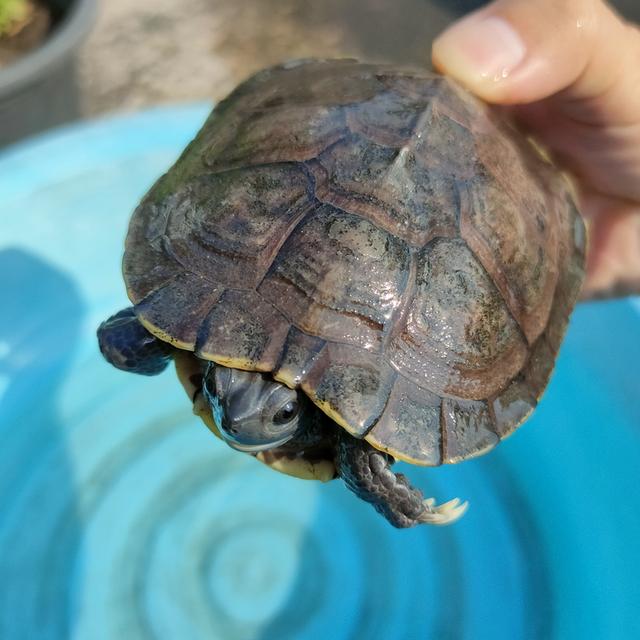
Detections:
[0, 106, 638, 640]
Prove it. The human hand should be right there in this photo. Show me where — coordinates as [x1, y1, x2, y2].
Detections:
[432, 0, 640, 299]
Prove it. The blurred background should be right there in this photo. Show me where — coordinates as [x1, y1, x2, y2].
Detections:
[77, 0, 640, 115]
[1, 0, 639, 146]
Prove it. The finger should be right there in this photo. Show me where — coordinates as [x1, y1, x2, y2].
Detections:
[432, 0, 640, 118]
[580, 194, 640, 299]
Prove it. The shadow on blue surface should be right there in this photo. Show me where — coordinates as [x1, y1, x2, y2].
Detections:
[0, 248, 84, 639]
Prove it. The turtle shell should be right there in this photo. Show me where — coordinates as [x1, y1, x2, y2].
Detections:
[123, 59, 586, 466]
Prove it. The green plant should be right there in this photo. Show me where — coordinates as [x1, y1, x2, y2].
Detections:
[0, 0, 29, 38]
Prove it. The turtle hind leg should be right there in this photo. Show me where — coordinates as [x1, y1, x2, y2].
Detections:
[335, 431, 468, 528]
[97, 307, 173, 376]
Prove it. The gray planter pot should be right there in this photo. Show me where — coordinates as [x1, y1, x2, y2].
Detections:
[0, 0, 96, 147]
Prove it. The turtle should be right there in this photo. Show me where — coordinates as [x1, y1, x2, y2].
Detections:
[97, 59, 586, 528]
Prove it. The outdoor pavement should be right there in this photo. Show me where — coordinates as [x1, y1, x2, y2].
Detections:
[77, 0, 474, 116]
[78, 0, 640, 116]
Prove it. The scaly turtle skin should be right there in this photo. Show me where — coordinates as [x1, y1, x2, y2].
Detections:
[97, 59, 586, 528]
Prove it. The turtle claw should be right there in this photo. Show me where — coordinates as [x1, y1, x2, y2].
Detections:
[418, 497, 469, 525]
[335, 433, 469, 528]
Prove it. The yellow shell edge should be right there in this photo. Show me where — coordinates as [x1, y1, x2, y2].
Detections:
[138, 314, 194, 350]
[364, 431, 439, 467]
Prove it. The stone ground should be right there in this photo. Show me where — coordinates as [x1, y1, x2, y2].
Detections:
[77, 0, 640, 116]
[76, 0, 476, 115]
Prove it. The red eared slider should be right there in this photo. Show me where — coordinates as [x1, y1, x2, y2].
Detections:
[97, 59, 585, 528]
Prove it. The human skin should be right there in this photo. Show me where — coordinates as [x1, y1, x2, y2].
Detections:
[432, 0, 640, 299]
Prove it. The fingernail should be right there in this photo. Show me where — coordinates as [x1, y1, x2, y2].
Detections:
[433, 15, 526, 87]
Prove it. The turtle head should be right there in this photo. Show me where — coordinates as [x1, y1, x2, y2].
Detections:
[202, 363, 307, 453]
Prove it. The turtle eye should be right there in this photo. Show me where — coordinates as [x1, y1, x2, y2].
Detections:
[273, 400, 299, 425]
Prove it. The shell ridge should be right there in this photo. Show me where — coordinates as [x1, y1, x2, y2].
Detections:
[260, 269, 386, 350]
[353, 97, 435, 237]
[298, 160, 319, 201]
[254, 198, 319, 286]
[381, 246, 417, 349]
[382, 100, 434, 179]
[440, 397, 499, 464]
[134, 273, 224, 350]
[360, 369, 399, 439]
[387, 364, 442, 398]
[130, 270, 182, 306]
[273, 279, 387, 348]
[159, 232, 193, 280]
[272, 325, 327, 388]
[365, 376, 444, 466]
[194, 290, 228, 355]
[204, 159, 313, 178]
[131, 261, 222, 304]
[254, 202, 322, 293]
[304, 130, 358, 179]
[148, 185, 206, 284]
[300, 344, 395, 437]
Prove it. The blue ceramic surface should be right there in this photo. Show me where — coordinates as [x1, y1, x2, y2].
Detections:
[0, 106, 639, 640]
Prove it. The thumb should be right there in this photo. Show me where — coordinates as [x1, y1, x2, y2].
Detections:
[432, 0, 639, 111]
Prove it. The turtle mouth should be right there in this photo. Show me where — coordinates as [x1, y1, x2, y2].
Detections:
[219, 430, 295, 453]
[217, 410, 297, 453]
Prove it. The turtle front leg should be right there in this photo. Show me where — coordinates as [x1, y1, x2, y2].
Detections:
[335, 431, 468, 528]
[97, 307, 173, 375]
